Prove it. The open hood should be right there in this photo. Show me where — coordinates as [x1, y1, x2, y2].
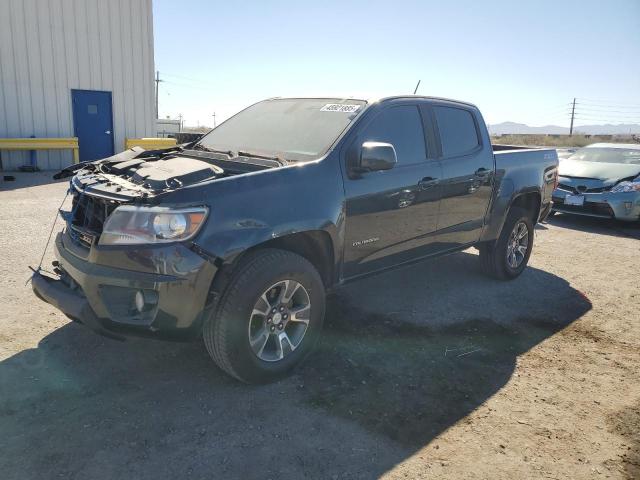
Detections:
[68, 149, 226, 200]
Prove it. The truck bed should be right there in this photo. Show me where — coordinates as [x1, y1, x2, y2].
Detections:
[492, 144, 544, 152]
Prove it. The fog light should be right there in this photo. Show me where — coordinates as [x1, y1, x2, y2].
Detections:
[135, 290, 158, 312]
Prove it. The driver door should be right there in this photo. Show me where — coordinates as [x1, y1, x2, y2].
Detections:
[342, 103, 442, 279]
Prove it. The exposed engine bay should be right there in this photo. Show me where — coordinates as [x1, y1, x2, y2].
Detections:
[57, 146, 278, 200]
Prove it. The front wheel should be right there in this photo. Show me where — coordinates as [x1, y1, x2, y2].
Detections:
[203, 249, 325, 384]
[479, 207, 534, 280]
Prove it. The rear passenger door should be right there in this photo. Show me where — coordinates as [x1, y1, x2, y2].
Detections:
[342, 102, 442, 278]
[431, 104, 494, 247]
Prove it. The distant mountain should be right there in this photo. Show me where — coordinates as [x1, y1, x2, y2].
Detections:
[488, 121, 640, 135]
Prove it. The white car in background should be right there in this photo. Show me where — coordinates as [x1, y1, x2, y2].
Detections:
[552, 143, 640, 222]
[556, 148, 577, 160]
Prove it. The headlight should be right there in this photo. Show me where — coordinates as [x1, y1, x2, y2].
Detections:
[610, 180, 640, 193]
[99, 206, 208, 245]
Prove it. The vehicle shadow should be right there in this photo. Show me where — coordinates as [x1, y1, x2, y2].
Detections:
[547, 212, 640, 240]
[0, 252, 591, 479]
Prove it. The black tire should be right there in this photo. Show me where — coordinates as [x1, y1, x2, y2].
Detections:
[479, 207, 534, 280]
[203, 248, 325, 384]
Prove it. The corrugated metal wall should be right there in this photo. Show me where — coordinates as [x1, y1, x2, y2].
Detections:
[0, 0, 155, 170]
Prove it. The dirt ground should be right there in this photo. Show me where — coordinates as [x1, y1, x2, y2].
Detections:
[1, 173, 638, 480]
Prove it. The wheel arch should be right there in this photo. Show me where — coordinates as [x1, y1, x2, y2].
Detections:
[480, 185, 542, 243]
[245, 230, 336, 288]
[204, 230, 336, 316]
[510, 190, 542, 224]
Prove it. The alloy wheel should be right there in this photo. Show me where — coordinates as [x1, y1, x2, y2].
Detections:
[248, 280, 311, 362]
[506, 221, 529, 269]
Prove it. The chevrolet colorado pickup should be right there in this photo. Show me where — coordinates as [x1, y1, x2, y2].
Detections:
[32, 96, 559, 383]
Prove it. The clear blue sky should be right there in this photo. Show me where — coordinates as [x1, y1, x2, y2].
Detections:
[153, 0, 640, 128]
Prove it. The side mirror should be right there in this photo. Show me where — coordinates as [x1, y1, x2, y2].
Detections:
[358, 142, 397, 172]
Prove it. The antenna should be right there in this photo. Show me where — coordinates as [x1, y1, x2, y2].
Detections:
[413, 80, 421, 95]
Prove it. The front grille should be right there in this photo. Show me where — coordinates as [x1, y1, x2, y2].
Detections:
[553, 198, 615, 217]
[557, 183, 611, 194]
[69, 193, 120, 246]
[69, 225, 95, 248]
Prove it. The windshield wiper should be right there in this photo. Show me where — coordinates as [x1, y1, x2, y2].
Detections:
[237, 150, 286, 165]
[191, 144, 233, 157]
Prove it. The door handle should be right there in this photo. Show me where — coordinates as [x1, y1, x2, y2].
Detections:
[475, 167, 490, 177]
[418, 177, 438, 190]
[105, 130, 111, 134]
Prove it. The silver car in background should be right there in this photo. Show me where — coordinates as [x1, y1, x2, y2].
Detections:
[552, 143, 640, 222]
[556, 148, 578, 160]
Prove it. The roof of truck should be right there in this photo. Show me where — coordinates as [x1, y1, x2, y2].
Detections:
[266, 95, 479, 109]
[375, 95, 479, 108]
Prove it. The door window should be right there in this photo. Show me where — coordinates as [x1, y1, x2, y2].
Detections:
[434, 106, 479, 157]
[360, 106, 427, 165]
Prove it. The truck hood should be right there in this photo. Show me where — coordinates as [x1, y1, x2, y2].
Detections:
[558, 159, 640, 184]
[70, 150, 226, 200]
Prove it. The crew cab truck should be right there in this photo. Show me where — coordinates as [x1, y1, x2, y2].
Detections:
[32, 96, 558, 383]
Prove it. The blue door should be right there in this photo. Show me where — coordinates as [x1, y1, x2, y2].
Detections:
[71, 89, 114, 162]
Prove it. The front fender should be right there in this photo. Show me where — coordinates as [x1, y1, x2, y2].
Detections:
[164, 153, 345, 266]
[199, 219, 342, 266]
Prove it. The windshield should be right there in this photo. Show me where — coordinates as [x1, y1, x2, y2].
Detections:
[195, 98, 366, 162]
[569, 147, 640, 165]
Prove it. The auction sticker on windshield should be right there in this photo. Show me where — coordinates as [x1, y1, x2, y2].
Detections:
[320, 104, 361, 113]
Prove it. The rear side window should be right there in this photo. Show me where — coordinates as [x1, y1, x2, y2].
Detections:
[360, 106, 427, 165]
[434, 106, 479, 157]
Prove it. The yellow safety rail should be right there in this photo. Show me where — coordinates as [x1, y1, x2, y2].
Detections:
[0, 137, 80, 163]
[125, 138, 177, 150]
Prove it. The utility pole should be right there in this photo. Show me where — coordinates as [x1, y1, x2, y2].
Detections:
[178, 113, 183, 132]
[212, 112, 216, 127]
[413, 80, 421, 95]
[569, 97, 576, 136]
[155, 71, 163, 119]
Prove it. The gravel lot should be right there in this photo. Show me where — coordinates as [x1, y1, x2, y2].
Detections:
[1, 173, 639, 479]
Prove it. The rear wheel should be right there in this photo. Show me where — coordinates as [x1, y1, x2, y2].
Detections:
[203, 249, 325, 384]
[479, 207, 534, 280]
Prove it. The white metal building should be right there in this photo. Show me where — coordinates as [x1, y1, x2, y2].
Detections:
[0, 0, 155, 170]
[156, 118, 181, 138]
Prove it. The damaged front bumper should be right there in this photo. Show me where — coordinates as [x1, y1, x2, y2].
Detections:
[31, 230, 218, 340]
[552, 189, 640, 221]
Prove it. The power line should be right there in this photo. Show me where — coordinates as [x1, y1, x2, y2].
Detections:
[572, 106, 640, 115]
[576, 98, 640, 109]
[573, 117, 640, 123]
[566, 96, 640, 127]
[162, 72, 214, 86]
[573, 111, 640, 119]
[574, 110, 640, 117]
[163, 79, 217, 92]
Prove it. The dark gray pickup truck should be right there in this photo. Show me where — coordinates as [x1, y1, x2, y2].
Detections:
[32, 96, 558, 383]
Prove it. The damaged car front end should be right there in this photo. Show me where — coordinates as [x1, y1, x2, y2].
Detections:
[552, 143, 640, 222]
[30, 97, 360, 343]
[32, 147, 224, 340]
